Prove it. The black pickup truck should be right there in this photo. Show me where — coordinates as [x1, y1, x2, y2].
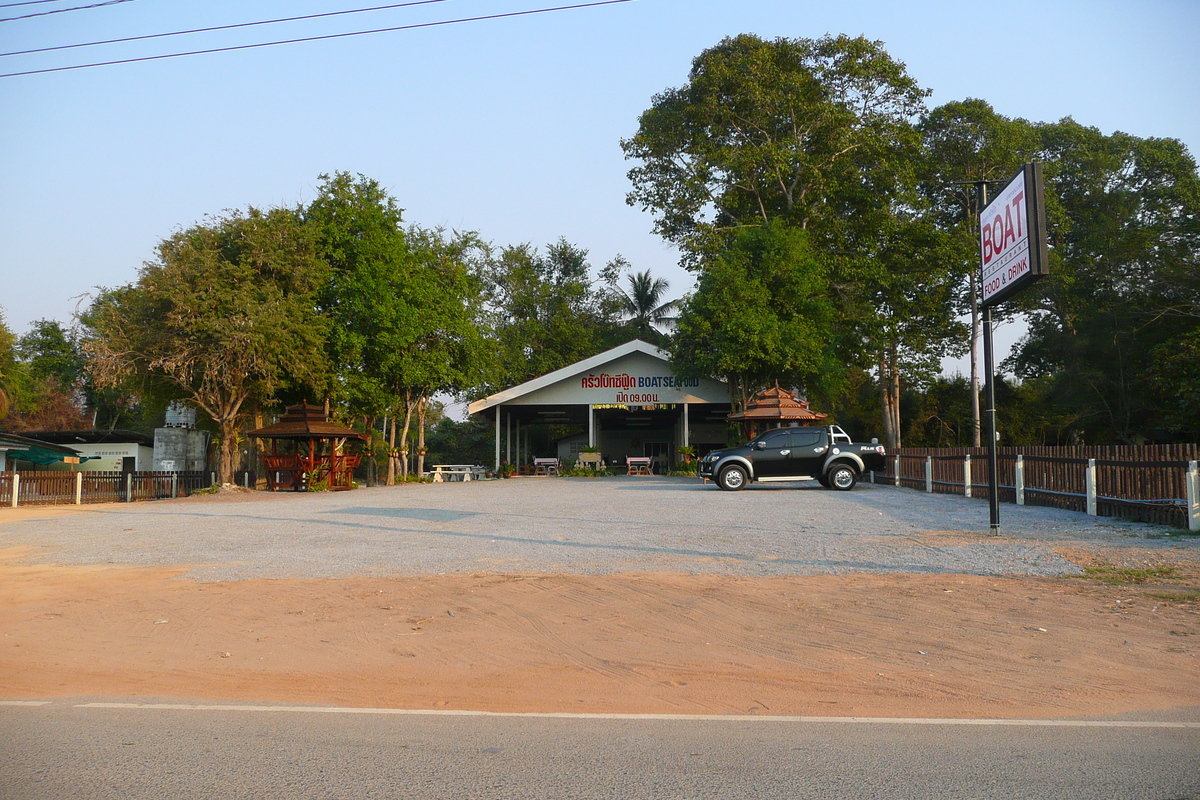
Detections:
[698, 425, 886, 491]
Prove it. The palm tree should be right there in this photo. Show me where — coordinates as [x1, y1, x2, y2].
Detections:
[614, 270, 677, 340]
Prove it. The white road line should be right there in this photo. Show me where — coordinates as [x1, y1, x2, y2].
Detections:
[55, 703, 1200, 728]
[0, 700, 51, 706]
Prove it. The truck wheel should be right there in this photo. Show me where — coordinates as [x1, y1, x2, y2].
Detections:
[829, 464, 858, 491]
[717, 464, 748, 491]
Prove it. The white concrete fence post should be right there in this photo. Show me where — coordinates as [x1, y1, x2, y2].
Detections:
[1187, 460, 1199, 533]
[1086, 458, 1097, 516]
[925, 456, 933, 493]
[125, 472, 133, 503]
[10, 472, 18, 508]
[75, 471, 83, 505]
[894, 455, 901, 487]
[1015, 454, 1025, 505]
[170, 473, 178, 499]
[963, 454, 972, 498]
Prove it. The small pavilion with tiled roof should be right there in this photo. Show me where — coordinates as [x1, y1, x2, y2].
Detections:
[249, 402, 366, 491]
[727, 385, 828, 440]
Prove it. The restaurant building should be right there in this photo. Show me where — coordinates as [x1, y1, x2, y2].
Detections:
[468, 339, 733, 471]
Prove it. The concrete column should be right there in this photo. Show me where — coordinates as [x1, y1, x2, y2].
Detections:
[1015, 455, 1025, 505]
[75, 471, 83, 505]
[1186, 461, 1198, 533]
[588, 405, 595, 448]
[963, 454, 972, 498]
[170, 472, 177, 500]
[894, 455, 901, 487]
[495, 406, 502, 470]
[10, 472, 18, 507]
[925, 456, 933, 493]
[682, 403, 690, 448]
[1086, 458, 1097, 516]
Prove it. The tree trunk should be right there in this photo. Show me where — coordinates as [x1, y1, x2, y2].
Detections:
[386, 414, 396, 486]
[398, 390, 415, 480]
[218, 417, 238, 485]
[878, 352, 896, 451]
[416, 395, 428, 479]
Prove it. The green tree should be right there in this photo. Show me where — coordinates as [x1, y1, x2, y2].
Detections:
[1008, 120, 1200, 442]
[622, 33, 928, 262]
[85, 207, 330, 484]
[605, 263, 677, 343]
[0, 312, 20, 422]
[478, 238, 620, 392]
[861, 217, 969, 448]
[917, 99, 1039, 444]
[307, 172, 491, 481]
[670, 222, 840, 409]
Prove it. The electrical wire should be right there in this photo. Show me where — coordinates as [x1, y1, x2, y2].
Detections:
[0, 0, 634, 78]
[1, 0, 135, 23]
[1, 0, 457, 58]
[0, 0, 81, 8]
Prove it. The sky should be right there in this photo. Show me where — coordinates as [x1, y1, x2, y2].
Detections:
[2, 0, 1197, 387]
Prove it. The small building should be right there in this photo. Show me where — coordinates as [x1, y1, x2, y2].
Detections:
[468, 340, 733, 471]
[0, 432, 85, 471]
[14, 429, 154, 472]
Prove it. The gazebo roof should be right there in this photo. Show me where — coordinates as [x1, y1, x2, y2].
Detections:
[727, 385, 829, 423]
[248, 403, 367, 440]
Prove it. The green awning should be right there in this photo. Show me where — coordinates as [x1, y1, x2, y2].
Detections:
[5, 447, 97, 466]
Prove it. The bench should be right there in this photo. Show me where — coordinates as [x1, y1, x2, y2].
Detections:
[626, 457, 652, 476]
[431, 464, 486, 482]
[534, 458, 560, 476]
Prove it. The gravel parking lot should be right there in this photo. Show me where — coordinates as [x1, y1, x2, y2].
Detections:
[2, 477, 1191, 580]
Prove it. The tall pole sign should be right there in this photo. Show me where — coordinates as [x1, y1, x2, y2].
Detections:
[980, 163, 1049, 307]
[977, 163, 1049, 533]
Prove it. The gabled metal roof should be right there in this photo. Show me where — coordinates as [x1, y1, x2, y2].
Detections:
[467, 339, 671, 415]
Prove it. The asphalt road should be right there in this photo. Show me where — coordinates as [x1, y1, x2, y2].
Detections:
[3, 700, 1199, 800]
[3, 476, 1190, 581]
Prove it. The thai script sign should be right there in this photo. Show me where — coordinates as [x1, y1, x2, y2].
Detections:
[580, 373, 700, 390]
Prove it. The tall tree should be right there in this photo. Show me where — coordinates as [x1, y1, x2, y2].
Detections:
[917, 99, 1038, 444]
[622, 33, 928, 262]
[604, 261, 677, 343]
[860, 217, 969, 448]
[477, 238, 619, 392]
[670, 222, 841, 410]
[1007, 120, 1200, 441]
[85, 207, 330, 484]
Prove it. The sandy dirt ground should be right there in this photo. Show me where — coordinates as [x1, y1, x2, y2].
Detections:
[2, 540, 1198, 719]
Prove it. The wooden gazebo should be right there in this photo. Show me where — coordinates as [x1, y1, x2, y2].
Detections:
[249, 403, 367, 491]
[727, 385, 828, 440]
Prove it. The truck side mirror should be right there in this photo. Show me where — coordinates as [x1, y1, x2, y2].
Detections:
[871, 438, 879, 445]
[753, 441, 765, 451]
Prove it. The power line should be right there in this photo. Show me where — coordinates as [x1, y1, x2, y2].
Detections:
[1, 0, 135, 23]
[0, 0, 85, 7]
[1, 0, 457, 58]
[0, 0, 635, 78]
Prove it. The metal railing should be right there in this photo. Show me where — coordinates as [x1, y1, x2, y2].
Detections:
[867, 447, 1200, 531]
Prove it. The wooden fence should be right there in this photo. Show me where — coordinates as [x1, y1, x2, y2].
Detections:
[868, 445, 1200, 531]
[0, 471, 212, 507]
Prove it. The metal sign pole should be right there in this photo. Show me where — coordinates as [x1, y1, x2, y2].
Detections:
[977, 181, 1001, 534]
